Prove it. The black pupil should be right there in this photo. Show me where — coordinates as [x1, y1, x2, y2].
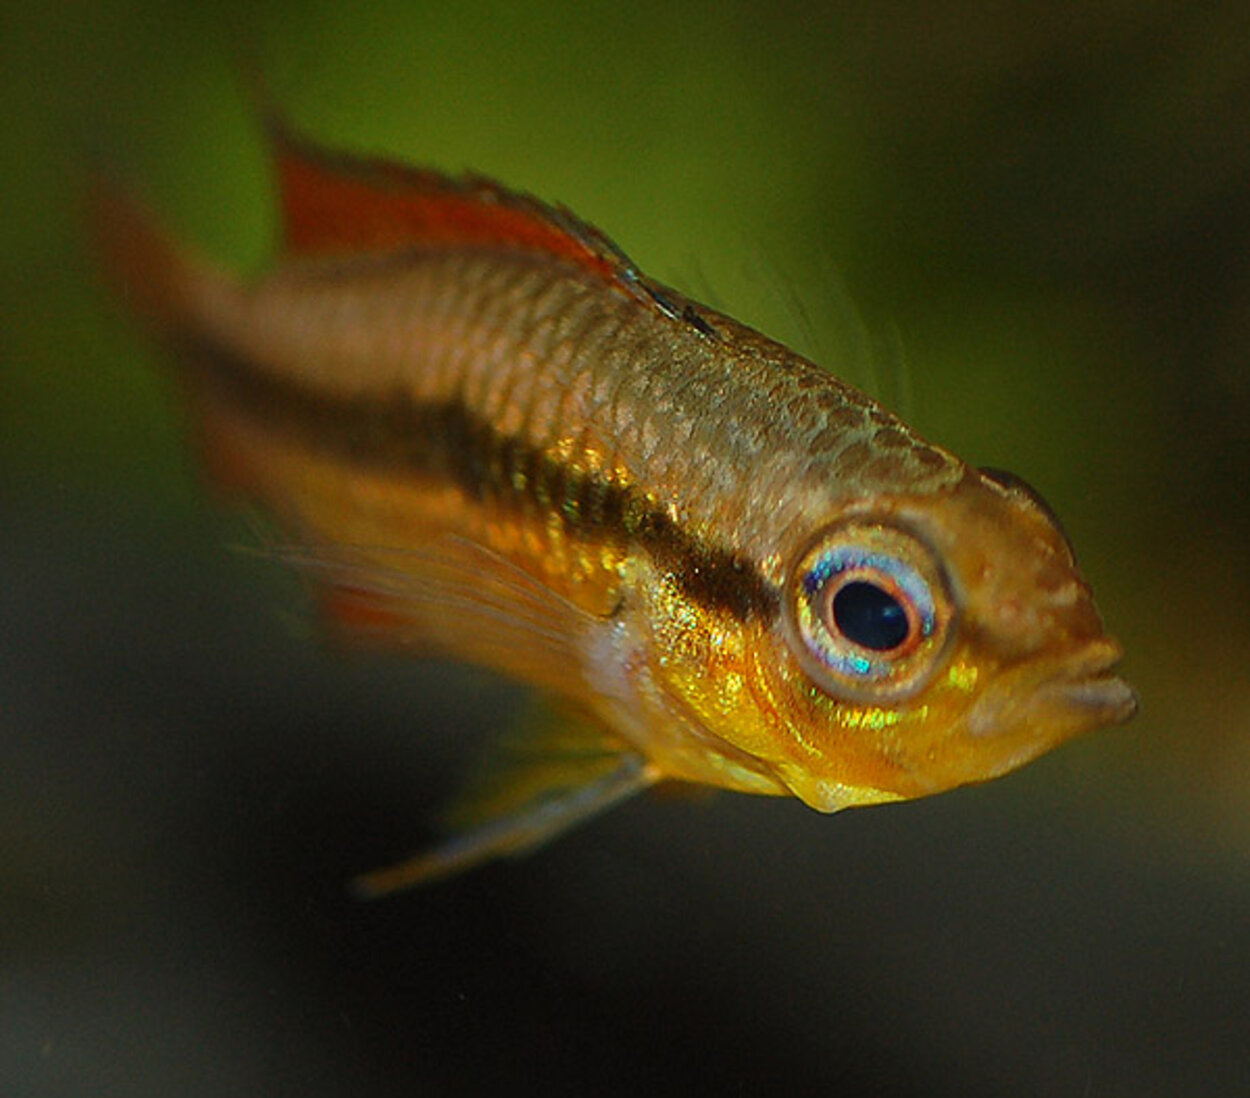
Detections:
[831, 580, 910, 651]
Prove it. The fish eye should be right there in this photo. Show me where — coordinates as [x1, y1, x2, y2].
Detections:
[785, 520, 955, 703]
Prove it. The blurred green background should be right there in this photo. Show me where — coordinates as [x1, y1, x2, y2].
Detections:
[3, 2, 1248, 1096]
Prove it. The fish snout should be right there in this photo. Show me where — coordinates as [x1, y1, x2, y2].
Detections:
[965, 634, 1136, 746]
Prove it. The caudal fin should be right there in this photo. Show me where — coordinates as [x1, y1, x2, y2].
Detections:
[87, 177, 212, 335]
[88, 175, 262, 501]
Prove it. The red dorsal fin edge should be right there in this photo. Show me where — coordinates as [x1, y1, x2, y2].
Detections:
[267, 117, 640, 287]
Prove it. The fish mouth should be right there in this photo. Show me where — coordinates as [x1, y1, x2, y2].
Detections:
[1044, 669, 1138, 725]
[935, 636, 1138, 791]
[1038, 637, 1138, 726]
[966, 636, 1138, 742]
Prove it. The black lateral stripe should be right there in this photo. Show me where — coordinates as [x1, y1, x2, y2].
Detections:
[191, 341, 779, 621]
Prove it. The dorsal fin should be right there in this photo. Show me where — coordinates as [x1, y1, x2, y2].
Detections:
[268, 119, 641, 284]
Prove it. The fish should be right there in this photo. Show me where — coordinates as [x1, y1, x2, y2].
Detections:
[92, 118, 1138, 892]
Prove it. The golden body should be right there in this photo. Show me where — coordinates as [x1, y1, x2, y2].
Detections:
[97, 123, 1136, 887]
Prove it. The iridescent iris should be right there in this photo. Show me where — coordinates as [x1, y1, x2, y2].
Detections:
[786, 520, 953, 703]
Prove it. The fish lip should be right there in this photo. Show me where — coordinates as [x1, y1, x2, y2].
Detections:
[1046, 672, 1139, 724]
[966, 636, 1137, 739]
[1044, 636, 1139, 725]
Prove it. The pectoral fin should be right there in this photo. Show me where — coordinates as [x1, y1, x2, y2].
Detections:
[353, 713, 657, 896]
[259, 534, 608, 697]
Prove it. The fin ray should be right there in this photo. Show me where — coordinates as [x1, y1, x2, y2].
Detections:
[353, 713, 656, 895]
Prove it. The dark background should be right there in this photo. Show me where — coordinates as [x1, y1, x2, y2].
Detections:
[4, 3, 1249, 1094]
